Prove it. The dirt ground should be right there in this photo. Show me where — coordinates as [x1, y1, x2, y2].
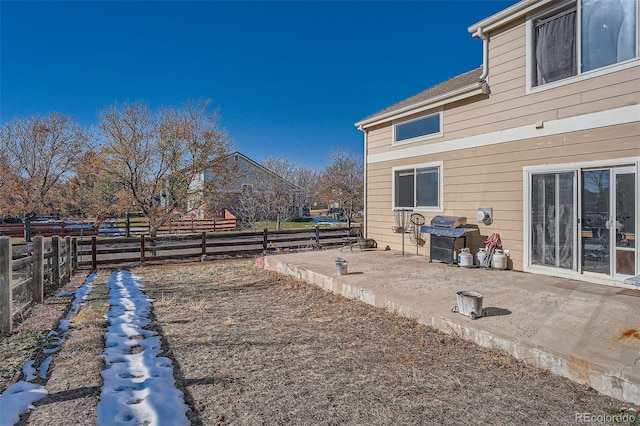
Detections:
[2, 258, 638, 425]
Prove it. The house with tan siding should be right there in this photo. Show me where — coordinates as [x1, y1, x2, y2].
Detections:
[355, 0, 640, 287]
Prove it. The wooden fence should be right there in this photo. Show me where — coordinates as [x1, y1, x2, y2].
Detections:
[0, 211, 238, 239]
[1, 235, 77, 335]
[0, 221, 98, 238]
[0, 225, 355, 334]
[99, 214, 237, 237]
[77, 225, 354, 268]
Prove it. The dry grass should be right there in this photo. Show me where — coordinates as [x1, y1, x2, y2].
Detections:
[2, 259, 636, 425]
[140, 259, 632, 425]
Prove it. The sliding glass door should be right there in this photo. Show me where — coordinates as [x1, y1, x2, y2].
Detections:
[530, 165, 637, 281]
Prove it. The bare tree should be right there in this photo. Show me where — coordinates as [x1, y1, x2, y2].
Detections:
[234, 185, 267, 229]
[0, 149, 14, 216]
[261, 155, 320, 214]
[295, 166, 323, 211]
[261, 156, 298, 182]
[317, 148, 364, 220]
[97, 100, 231, 235]
[258, 156, 306, 228]
[0, 113, 89, 239]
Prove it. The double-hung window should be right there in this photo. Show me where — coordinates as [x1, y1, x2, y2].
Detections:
[393, 112, 442, 145]
[393, 162, 442, 211]
[531, 0, 638, 88]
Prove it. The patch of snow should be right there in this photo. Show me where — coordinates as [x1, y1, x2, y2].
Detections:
[39, 357, 53, 379]
[96, 270, 189, 426]
[1, 270, 190, 426]
[22, 361, 37, 382]
[0, 273, 97, 426]
[0, 382, 47, 426]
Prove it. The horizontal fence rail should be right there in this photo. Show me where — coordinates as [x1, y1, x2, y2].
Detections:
[1, 224, 357, 335]
[0, 213, 237, 239]
[77, 225, 355, 268]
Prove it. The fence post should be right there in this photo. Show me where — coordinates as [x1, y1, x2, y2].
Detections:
[33, 236, 44, 303]
[0, 237, 12, 335]
[71, 237, 78, 272]
[140, 234, 146, 263]
[91, 236, 97, 270]
[201, 232, 207, 256]
[315, 224, 320, 245]
[52, 236, 60, 288]
[126, 212, 131, 238]
[65, 236, 72, 281]
[263, 228, 269, 251]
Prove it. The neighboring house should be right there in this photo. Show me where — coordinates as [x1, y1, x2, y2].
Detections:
[355, 0, 639, 287]
[188, 152, 304, 222]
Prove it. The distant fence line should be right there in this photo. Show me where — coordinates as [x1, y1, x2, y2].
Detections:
[0, 225, 355, 335]
[0, 211, 238, 239]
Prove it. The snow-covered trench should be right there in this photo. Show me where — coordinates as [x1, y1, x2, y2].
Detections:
[0, 270, 190, 426]
[96, 270, 189, 425]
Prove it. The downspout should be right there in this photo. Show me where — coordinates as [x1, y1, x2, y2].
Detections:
[476, 26, 489, 83]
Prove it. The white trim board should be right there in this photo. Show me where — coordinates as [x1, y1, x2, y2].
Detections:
[367, 104, 640, 165]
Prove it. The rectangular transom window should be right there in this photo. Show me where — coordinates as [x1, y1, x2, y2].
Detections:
[393, 162, 442, 210]
[393, 112, 442, 144]
[531, 0, 638, 88]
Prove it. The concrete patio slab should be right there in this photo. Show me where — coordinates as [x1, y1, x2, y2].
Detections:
[258, 248, 640, 405]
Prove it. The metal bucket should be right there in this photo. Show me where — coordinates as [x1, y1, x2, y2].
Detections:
[452, 291, 484, 319]
[335, 258, 348, 276]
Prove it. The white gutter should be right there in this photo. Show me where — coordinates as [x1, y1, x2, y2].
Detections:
[468, 0, 551, 36]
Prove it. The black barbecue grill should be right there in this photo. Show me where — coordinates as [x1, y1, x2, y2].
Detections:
[420, 216, 478, 264]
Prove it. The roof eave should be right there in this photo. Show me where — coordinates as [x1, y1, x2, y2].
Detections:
[468, 0, 553, 37]
[355, 81, 488, 131]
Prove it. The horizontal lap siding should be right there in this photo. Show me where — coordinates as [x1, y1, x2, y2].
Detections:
[367, 125, 392, 155]
[366, 123, 640, 269]
[363, 13, 640, 270]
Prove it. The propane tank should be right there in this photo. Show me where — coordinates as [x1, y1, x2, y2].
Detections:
[457, 248, 474, 267]
[476, 248, 487, 267]
[492, 249, 508, 269]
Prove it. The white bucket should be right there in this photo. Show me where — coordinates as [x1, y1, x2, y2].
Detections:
[453, 291, 484, 319]
[336, 261, 348, 275]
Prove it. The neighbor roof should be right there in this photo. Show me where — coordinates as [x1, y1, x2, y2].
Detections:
[356, 67, 483, 128]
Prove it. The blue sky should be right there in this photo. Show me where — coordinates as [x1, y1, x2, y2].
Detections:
[1, 0, 517, 169]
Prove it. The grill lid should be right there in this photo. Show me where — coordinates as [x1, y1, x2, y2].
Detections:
[420, 226, 467, 238]
[429, 215, 467, 229]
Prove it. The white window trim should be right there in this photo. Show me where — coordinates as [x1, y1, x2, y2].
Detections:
[525, 0, 640, 95]
[391, 161, 444, 212]
[392, 110, 443, 146]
